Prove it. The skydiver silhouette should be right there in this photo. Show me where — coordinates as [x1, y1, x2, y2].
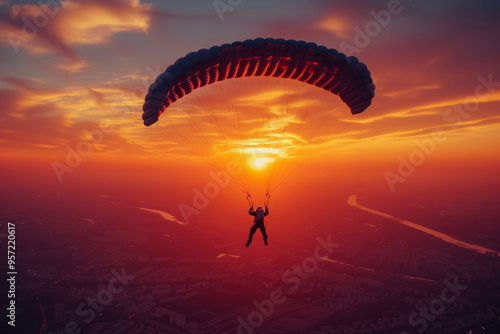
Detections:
[246, 206, 269, 247]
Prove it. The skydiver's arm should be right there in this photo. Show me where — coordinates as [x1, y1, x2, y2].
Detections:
[264, 206, 269, 216]
[249, 207, 256, 216]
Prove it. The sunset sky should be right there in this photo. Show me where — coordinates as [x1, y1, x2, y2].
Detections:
[2, 3, 500, 333]
[1, 0, 500, 219]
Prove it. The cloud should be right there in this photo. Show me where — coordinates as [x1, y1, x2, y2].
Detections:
[0, 76, 149, 157]
[54, 58, 89, 73]
[316, 15, 349, 38]
[55, 0, 151, 45]
[0, 0, 153, 62]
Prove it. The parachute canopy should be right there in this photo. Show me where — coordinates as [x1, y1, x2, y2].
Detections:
[142, 38, 375, 126]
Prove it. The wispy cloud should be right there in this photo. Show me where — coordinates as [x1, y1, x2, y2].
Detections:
[0, 0, 153, 67]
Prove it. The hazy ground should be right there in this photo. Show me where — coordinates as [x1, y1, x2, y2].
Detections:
[1, 159, 499, 334]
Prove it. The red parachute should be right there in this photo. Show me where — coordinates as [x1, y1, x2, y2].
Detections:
[143, 38, 375, 126]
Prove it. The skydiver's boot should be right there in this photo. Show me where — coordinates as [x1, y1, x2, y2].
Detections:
[245, 241, 251, 247]
[264, 239, 268, 246]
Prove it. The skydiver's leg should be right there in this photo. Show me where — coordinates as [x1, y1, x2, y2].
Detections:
[247, 224, 258, 246]
[260, 225, 268, 245]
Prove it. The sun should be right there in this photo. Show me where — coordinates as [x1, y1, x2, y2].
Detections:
[253, 158, 266, 169]
[246, 148, 282, 169]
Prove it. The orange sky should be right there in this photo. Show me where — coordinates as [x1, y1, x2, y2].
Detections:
[1, 0, 500, 216]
